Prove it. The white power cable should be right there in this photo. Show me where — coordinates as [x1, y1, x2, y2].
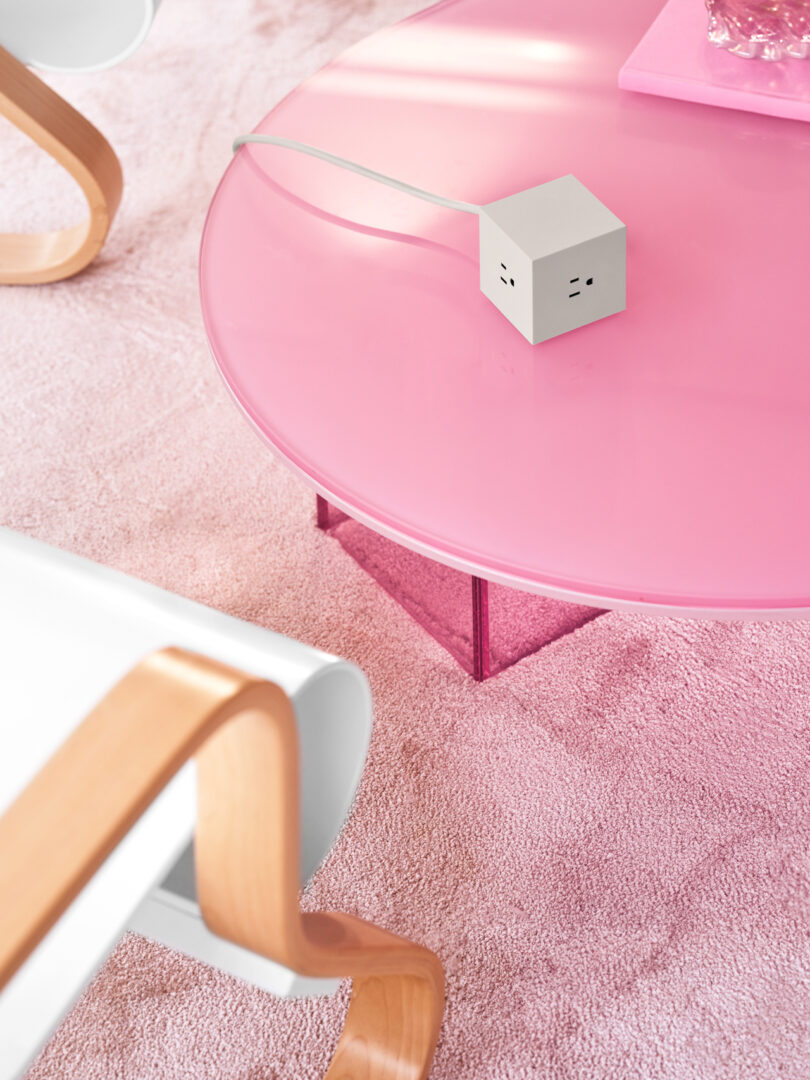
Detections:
[233, 133, 482, 217]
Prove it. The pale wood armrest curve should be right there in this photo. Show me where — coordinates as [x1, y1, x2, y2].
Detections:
[0, 647, 443, 1080]
[0, 44, 123, 285]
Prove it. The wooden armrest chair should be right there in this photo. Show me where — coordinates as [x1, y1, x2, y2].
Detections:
[0, 0, 149, 283]
[0, 528, 443, 1079]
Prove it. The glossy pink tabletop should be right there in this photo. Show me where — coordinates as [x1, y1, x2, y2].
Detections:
[200, 0, 810, 616]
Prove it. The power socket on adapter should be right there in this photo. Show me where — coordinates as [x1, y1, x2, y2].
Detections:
[479, 175, 626, 345]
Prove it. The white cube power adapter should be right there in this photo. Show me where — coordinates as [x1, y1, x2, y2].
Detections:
[234, 136, 627, 346]
[479, 175, 626, 344]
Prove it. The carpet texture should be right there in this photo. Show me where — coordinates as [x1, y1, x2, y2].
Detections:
[1, 1, 809, 1077]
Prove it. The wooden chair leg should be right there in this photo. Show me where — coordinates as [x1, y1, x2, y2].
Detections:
[0, 647, 443, 1079]
[0, 44, 122, 284]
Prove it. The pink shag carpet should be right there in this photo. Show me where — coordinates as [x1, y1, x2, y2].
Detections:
[1, 1, 809, 1076]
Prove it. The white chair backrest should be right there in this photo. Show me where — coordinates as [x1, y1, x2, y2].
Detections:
[0, 527, 372, 1079]
[0, 0, 161, 73]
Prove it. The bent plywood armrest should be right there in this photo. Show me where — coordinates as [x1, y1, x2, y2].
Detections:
[0, 530, 443, 1079]
[0, 648, 443, 1079]
[0, 44, 122, 284]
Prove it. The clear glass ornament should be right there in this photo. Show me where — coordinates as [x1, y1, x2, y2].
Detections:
[706, 0, 810, 59]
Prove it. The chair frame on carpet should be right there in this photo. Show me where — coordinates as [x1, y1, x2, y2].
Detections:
[0, 647, 443, 1078]
[0, 44, 122, 284]
[0, 527, 444, 1079]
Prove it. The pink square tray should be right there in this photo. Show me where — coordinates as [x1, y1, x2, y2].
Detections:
[619, 0, 810, 122]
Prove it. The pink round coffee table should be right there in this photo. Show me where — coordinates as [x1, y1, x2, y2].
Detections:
[200, 0, 810, 633]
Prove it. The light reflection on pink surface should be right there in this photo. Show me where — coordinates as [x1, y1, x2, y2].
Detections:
[333, 23, 584, 79]
[200, 0, 810, 614]
[312, 68, 565, 113]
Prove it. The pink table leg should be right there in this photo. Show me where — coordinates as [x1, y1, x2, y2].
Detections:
[316, 494, 331, 531]
[314, 496, 604, 680]
[471, 577, 490, 682]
